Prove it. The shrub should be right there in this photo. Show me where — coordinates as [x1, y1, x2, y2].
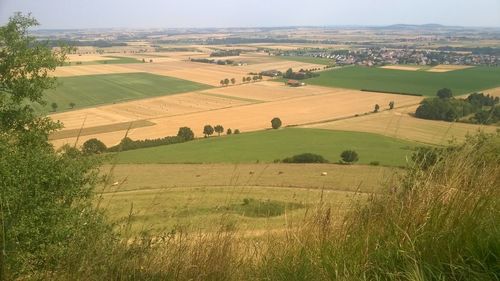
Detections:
[340, 150, 359, 163]
[369, 161, 380, 166]
[234, 129, 241, 134]
[82, 138, 107, 155]
[282, 153, 328, 163]
[177, 127, 194, 141]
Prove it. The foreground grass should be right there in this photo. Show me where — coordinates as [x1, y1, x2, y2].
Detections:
[114, 128, 418, 166]
[306, 66, 500, 96]
[45, 132, 498, 281]
[36, 73, 212, 113]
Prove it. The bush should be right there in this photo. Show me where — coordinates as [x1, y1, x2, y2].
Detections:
[340, 150, 359, 163]
[369, 161, 380, 166]
[177, 127, 194, 141]
[271, 117, 282, 129]
[234, 129, 241, 134]
[82, 138, 107, 155]
[282, 153, 328, 163]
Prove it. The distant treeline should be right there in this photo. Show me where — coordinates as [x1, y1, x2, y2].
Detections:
[204, 37, 339, 45]
[436, 46, 500, 56]
[153, 46, 200, 52]
[210, 50, 241, 57]
[42, 39, 128, 48]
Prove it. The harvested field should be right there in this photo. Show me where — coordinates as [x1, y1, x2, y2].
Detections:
[53, 64, 138, 77]
[199, 81, 334, 102]
[427, 65, 475, 72]
[51, 87, 423, 147]
[49, 120, 155, 140]
[240, 60, 325, 73]
[49, 91, 254, 139]
[381, 65, 423, 71]
[67, 54, 117, 62]
[303, 105, 498, 145]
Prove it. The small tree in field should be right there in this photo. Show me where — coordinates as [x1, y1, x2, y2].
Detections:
[177, 127, 194, 141]
[271, 117, 282, 129]
[51, 102, 58, 112]
[224, 78, 230, 86]
[234, 129, 241, 134]
[227, 128, 232, 135]
[203, 125, 214, 137]
[69, 102, 76, 109]
[374, 104, 380, 113]
[242, 77, 246, 83]
[214, 125, 224, 136]
[389, 101, 394, 110]
[341, 150, 359, 164]
[230, 78, 236, 85]
[220, 80, 224, 86]
[82, 138, 107, 155]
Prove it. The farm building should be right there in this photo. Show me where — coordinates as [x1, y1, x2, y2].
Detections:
[261, 70, 282, 77]
[287, 79, 305, 87]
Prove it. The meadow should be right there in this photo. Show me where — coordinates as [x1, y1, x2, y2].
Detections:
[36, 72, 212, 113]
[305, 66, 500, 96]
[99, 163, 394, 233]
[114, 128, 418, 166]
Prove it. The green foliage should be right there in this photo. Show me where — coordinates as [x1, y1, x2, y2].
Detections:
[389, 101, 394, 109]
[437, 87, 453, 99]
[411, 146, 442, 170]
[234, 129, 241, 134]
[51, 102, 58, 112]
[69, 102, 76, 109]
[214, 125, 224, 136]
[271, 117, 282, 129]
[340, 150, 359, 163]
[226, 128, 232, 135]
[373, 104, 380, 113]
[415, 96, 475, 121]
[107, 134, 188, 152]
[177, 127, 195, 141]
[282, 153, 329, 163]
[82, 138, 107, 155]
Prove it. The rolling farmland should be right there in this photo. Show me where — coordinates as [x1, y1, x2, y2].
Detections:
[305, 66, 500, 96]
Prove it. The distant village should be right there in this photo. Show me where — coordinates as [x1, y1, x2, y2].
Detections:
[275, 48, 500, 67]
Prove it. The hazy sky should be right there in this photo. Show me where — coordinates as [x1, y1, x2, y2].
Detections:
[1, 0, 499, 29]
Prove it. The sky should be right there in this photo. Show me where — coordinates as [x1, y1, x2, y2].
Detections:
[0, 0, 499, 29]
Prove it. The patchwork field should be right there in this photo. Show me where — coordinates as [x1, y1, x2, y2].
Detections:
[65, 55, 143, 66]
[306, 66, 500, 96]
[114, 128, 418, 166]
[274, 55, 334, 65]
[303, 105, 499, 145]
[37, 73, 212, 113]
[50, 84, 422, 147]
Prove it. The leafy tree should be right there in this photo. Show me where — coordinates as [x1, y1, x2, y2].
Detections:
[230, 78, 236, 85]
[69, 102, 76, 109]
[285, 68, 294, 78]
[203, 125, 214, 137]
[252, 75, 259, 81]
[214, 125, 224, 136]
[246, 77, 252, 82]
[0, 13, 110, 278]
[437, 88, 453, 99]
[82, 138, 107, 154]
[389, 101, 395, 110]
[234, 129, 241, 134]
[271, 117, 282, 129]
[224, 78, 230, 86]
[227, 128, 232, 135]
[374, 104, 380, 113]
[220, 80, 224, 86]
[340, 150, 359, 164]
[177, 127, 194, 141]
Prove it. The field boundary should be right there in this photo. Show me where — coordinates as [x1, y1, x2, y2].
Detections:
[49, 120, 156, 140]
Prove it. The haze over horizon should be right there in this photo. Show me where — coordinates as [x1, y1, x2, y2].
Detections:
[1, 0, 499, 29]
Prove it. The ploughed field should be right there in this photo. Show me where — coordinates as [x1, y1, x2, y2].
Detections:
[305, 66, 500, 96]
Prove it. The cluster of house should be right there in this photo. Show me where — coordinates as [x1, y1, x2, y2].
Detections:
[277, 48, 499, 67]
